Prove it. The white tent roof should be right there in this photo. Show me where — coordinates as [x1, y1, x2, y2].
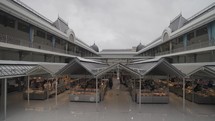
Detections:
[0, 64, 35, 79]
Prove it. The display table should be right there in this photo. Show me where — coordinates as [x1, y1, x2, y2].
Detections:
[69, 79, 108, 102]
[136, 92, 169, 104]
[129, 79, 169, 104]
[23, 90, 48, 100]
[170, 83, 215, 104]
[70, 91, 100, 102]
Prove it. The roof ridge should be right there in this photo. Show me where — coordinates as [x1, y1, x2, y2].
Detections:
[58, 16, 68, 26]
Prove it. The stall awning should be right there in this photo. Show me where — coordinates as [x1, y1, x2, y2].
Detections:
[95, 63, 142, 78]
[26, 63, 66, 76]
[187, 65, 215, 79]
[56, 58, 109, 78]
[173, 63, 204, 76]
[173, 63, 215, 79]
[0, 65, 36, 79]
[127, 58, 185, 78]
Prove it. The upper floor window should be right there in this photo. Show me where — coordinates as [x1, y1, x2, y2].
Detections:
[47, 34, 52, 41]
[0, 14, 15, 28]
[187, 32, 194, 40]
[36, 29, 46, 38]
[18, 22, 29, 33]
[55, 38, 60, 44]
[178, 37, 183, 44]
[196, 27, 207, 37]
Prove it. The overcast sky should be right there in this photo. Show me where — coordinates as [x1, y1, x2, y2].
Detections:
[20, 0, 214, 50]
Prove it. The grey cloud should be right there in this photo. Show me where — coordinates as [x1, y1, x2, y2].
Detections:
[21, 0, 214, 50]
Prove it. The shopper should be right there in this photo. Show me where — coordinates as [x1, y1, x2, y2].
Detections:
[109, 78, 113, 89]
[194, 84, 202, 92]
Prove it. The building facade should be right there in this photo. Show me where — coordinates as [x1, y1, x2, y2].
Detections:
[136, 3, 215, 63]
[0, 0, 215, 65]
[0, 0, 99, 63]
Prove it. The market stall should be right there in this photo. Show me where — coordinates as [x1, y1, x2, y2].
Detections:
[69, 78, 108, 102]
[172, 64, 215, 104]
[23, 77, 59, 100]
[24, 65, 66, 100]
[56, 57, 109, 103]
[0, 64, 36, 120]
[127, 58, 185, 104]
[130, 79, 169, 103]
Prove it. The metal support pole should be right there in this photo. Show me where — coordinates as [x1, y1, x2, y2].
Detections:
[96, 77, 98, 112]
[27, 76, 30, 105]
[182, 78, 185, 111]
[4, 78, 7, 120]
[192, 79, 194, 102]
[47, 80, 49, 100]
[0, 80, 2, 120]
[139, 76, 141, 113]
[55, 78, 58, 106]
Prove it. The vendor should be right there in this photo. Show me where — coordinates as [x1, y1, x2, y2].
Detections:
[208, 80, 213, 88]
[194, 84, 202, 92]
[109, 78, 113, 89]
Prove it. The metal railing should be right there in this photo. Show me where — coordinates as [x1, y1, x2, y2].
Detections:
[155, 51, 170, 56]
[0, 33, 80, 56]
[154, 40, 212, 56]
[172, 41, 210, 53]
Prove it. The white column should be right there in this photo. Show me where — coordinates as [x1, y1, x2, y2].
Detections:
[55, 78, 58, 106]
[4, 78, 7, 120]
[96, 77, 98, 111]
[182, 78, 185, 111]
[27, 76, 30, 105]
[139, 76, 141, 113]
[192, 78, 194, 102]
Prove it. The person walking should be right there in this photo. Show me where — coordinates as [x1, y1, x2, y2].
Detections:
[109, 78, 113, 89]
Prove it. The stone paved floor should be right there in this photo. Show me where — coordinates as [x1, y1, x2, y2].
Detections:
[1, 80, 215, 121]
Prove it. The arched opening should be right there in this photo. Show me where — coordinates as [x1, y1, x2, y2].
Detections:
[163, 32, 169, 41]
[69, 34, 74, 42]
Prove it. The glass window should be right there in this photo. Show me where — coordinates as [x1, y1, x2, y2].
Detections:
[0, 13, 3, 25]
[178, 37, 183, 44]
[187, 32, 194, 40]
[18, 22, 29, 33]
[47, 34, 52, 41]
[36, 29, 46, 38]
[196, 27, 207, 36]
[55, 38, 60, 44]
[7, 17, 15, 28]
[0, 14, 15, 28]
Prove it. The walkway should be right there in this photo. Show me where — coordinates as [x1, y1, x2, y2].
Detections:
[2, 80, 215, 121]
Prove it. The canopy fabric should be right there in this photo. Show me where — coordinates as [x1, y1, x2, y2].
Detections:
[56, 58, 184, 79]
[173, 63, 215, 79]
[0, 65, 35, 78]
[186, 65, 215, 79]
[173, 63, 204, 75]
[0, 62, 66, 78]
[127, 58, 185, 78]
[56, 57, 109, 77]
[95, 63, 141, 78]
[26, 63, 66, 76]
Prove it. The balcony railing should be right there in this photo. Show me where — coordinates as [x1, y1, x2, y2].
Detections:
[155, 41, 212, 56]
[155, 51, 170, 56]
[0, 33, 81, 56]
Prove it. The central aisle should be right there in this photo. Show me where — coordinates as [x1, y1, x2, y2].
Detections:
[100, 78, 136, 113]
[4, 79, 215, 121]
